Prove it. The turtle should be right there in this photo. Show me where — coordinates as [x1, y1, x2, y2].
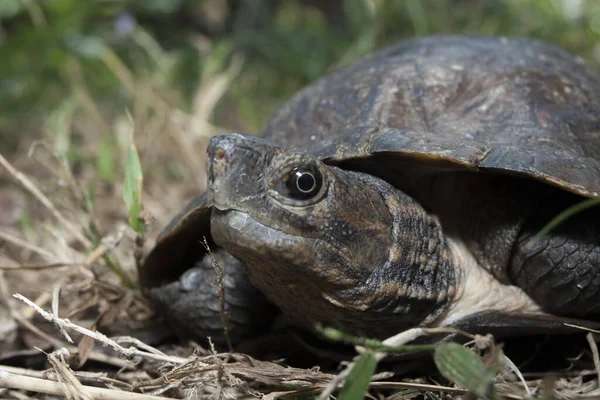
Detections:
[140, 35, 600, 348]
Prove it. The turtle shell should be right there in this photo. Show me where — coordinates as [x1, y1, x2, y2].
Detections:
[140, 36, 600, 345]
[142, 35, 600, 290]
[264, 35, 600, 198]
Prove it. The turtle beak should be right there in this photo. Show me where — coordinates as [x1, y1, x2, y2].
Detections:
[206, 134, 265, 212]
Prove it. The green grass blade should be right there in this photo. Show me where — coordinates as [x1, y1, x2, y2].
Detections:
[318, 326, 435, 353]
[123, 141, 144, 233]
[338, 352, 378, 400]
[536, 198, 600, 239]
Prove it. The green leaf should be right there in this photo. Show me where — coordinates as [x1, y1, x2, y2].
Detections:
[535, 197, 600, 239]
[433, 342, 500, 399]
[123, 140, 144, 233]
[338, 352, 378, 400]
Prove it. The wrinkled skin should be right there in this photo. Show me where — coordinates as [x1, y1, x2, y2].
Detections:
[206, 134, 455, 338]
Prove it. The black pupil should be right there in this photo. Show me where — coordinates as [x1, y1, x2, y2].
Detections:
[296, 171, 315, 192]
[286, 166, 322, 200]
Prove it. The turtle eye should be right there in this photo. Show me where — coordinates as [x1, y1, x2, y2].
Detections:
[286, 166, 323, 200]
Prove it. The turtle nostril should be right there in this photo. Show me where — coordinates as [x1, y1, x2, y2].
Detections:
[215, 148, 226, 161]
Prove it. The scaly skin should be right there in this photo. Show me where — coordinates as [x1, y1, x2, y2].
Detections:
[207, 134, 456, 339]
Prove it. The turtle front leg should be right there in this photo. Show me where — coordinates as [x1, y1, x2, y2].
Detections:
[509, 205, 600, 318]
[145, 249, 277, 348]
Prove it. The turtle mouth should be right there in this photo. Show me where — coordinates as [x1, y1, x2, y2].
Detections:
[211, 208, 252, 232]
[210, 201, 231, 213]
[210, 208, 290, 243]
[209, 208, 325, 273]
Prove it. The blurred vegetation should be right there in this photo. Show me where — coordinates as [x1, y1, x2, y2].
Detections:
[1, 0, 599, 157]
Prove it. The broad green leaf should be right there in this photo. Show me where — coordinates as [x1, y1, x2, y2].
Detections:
[338, 352, 377, 400]
[123, 141, 144, 233]
[433, 342, 500, 399]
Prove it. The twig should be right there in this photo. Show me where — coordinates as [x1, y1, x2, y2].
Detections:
[521, 370, 597, 378]
[0, 152, 91, 247]
[503, 355, 532, 397]
[0, 370, 176, 400]
[0, 231, 56, 259]
[112, 336, 169, 356]
[11, 312, 65, 349]
[0, 366, 45, 379]
[48, 348, 93, 400]
[316, 364, 350, 400]
[203, 238, 233, 353]
[369, 381, 468, 394]
[11, 311, 136, 370]
[0, 261, 81, 270]
[22, 292, 52, 320]
[82, 351, 135, 370]
[587, 333, 600, 385]
[13, 293, 189, 365]
[52, 281, 72, 342]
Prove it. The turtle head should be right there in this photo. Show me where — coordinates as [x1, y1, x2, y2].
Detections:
[207, 133, 392, 286]
[206, 134, 455, 337]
